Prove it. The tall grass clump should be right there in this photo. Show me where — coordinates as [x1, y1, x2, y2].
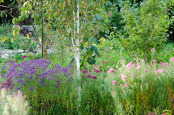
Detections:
[0, 88, 30, 115]
[79, 66, 115, 114]
[105, 56, 174, 115]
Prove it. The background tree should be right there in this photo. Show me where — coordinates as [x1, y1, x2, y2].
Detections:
[0, 0, 19, 24]
[117, 0, 173, 62]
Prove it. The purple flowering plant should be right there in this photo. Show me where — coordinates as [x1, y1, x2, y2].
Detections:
[0, 58, 75, 101]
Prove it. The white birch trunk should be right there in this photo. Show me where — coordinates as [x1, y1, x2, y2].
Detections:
[72, 0, 81, 111]
[76, 0, 81, 111]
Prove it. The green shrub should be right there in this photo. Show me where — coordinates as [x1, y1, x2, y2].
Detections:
[0, 24, 38, 51]
[118, 0, 173, 62]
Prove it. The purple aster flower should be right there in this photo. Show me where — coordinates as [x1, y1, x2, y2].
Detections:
[2, 66, 6, 69]
[37, 74, 40, 76]
[68, 65, 74, 68]
[16, 87, 20, 90]
[64, 73, 66, 76]
[17, 79, 23, 83]
[63, 68, 68, 73]
[67, 77, 73, 82]
[55, 85, 58, 88]
[1, 73, 4, 78]
[41, 83, 46, 87]
[14, 76, 17, 79]
[57, 80, 60, 84]
[22, 83, 26, 86]
[30, 86, 34, 91]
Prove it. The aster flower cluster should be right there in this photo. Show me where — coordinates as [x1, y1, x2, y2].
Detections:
[0, 59, 74, 94]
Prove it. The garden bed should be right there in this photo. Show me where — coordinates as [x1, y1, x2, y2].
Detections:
[0, 56, 173, 115]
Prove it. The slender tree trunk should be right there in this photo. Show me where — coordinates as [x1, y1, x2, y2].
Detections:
[72, 0, 81, 112]
[41, 0, 44, 58]
[41, 0, 47, 59]
[76, 0, 81, 112]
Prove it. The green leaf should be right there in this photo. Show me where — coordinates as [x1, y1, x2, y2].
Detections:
[69, 55, 75, 65]
[94, 46, 99, 56]
[87, 57, 91, 64]
[91, 59, 96, 64]
[92, 55, 96, 59]
[0, 12, 2, 17]
[89, 45, 94, 52]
